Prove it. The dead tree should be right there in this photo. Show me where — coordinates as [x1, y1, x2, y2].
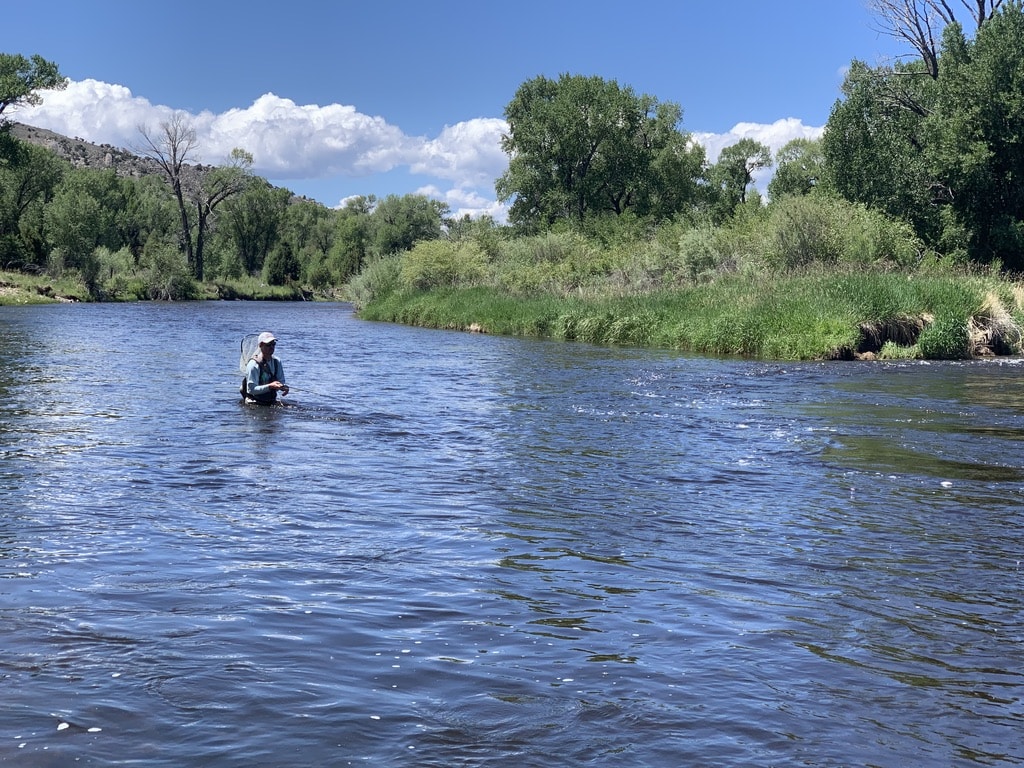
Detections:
[137, 113, 199, 276]
[869, 0, 1005, 77]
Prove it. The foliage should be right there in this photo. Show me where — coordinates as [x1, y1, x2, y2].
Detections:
[94, 246, 145, 300]
[213, 179, 289, 277]
[824, 3, 1024, 270]
[767, 138, 825, 200]
[141, 244, 196, 300]
[492, 231, 613, 295]
[676, 223, 732, 283]
[263, 240, 301, 286]
[190, 147, 254, 281]
[496, 73, 705, 228]
[924, 6, 1024, 269]
[0, 134, 67, 269]
[346, 255, 403, 309]
[822, 60, 941, 244]
[708, 139, 772, 219]
[399, 240, 488, 290]
[370, 194, 449, 256]
[44, 168, 128, 273]
[327, 200, 374, 282]
[762, 195, 924, 271]
[0, 53, 65, 117]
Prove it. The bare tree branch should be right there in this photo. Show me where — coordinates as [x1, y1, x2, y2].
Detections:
[953, 0, 1005, 25]
[868, 0, 944, 76]
[868, 0, 1005, 78]
[137, 113, 199, 273]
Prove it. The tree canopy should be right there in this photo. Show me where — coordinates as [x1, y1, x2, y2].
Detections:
[496, 74, 705, 229]
[0, 53, 65, 119]
[825, 0, 1024, 268]
[926, 6, 1024, 264]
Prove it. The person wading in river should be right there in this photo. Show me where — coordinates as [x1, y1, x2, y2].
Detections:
[241, 332, 289, 404]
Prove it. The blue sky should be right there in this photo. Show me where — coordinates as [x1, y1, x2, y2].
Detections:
[4, 0, 906, 219]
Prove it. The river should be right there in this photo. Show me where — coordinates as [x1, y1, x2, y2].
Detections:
[1, 301, 1021, 767]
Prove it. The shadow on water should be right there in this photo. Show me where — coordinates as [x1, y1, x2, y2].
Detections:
[822, 435, 1024, 482]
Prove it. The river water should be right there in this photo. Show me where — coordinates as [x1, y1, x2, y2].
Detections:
[1, 301, 1021, 767]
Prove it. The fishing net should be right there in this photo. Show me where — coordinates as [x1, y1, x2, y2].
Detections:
[239, 333, 261, 373]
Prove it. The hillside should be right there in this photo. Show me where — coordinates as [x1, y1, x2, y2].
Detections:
[7, 121, 209, 183]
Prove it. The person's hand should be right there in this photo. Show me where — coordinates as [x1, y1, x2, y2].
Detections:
[270, 381, 287, 391]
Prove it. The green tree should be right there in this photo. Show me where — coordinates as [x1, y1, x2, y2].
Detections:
[0, 53, 65, 120]
[496, 74, 704, 228]
[216, 179, 289, 276]
[263, 240, 301, 285]
[191, 147, 253, 281]
[117, 174, 177, 263]
[709, 138, 771, 219]
[821, 60, 941, 243]
[925, 5, 1024, 268]
[279, 197, 334, 283]
[328, 197, 375, 282]
[44, 168, 126, 275]
[767, 138, 824, 200]
[370, 194, 448, 256]
[0, 134, 66, 268]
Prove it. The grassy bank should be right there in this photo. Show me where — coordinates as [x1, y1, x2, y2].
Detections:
[0, 271, 89, 304]
[0, 270, 314, 305]
[359, 269, 1024, 360]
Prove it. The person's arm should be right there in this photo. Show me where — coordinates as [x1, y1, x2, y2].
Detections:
[245, 360, 265, 397]
[274, 358, 289, 394]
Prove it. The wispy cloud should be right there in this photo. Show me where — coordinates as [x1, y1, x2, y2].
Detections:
[14, 79, 824, 220]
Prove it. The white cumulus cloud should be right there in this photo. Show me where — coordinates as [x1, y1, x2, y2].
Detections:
[693, 118, 826, 192]
[13, 79, 824, 219]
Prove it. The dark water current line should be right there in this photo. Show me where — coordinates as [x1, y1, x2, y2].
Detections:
[1, 302, 1022, 767]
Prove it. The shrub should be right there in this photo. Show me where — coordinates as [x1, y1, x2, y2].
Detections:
[141, 246, 196, 300]
[346, 254, 402, 309]
[400, 240, 488, 290]
[763, 196, 923, 271]
[263, 243, 300, 286]
[677, 224, 726, 283]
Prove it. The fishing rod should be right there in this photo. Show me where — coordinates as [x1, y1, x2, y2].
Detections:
[277, 384, 329, 398]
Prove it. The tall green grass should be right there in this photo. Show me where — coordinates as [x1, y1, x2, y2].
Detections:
[359, 269, 1023, 360]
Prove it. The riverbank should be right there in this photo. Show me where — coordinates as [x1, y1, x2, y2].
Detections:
[0, 270, 319, 305]
[7, 267, 1022, 362]
[0, 271, 87, 304]
[358, 269, 1024, 361]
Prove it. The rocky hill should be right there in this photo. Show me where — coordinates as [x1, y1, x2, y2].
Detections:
[7, 121, 210, 184]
